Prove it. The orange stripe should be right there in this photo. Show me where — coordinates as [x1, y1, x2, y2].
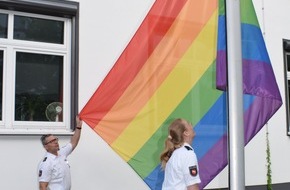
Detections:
[79, 0, 187, 127]
[94, 0, 218, 144]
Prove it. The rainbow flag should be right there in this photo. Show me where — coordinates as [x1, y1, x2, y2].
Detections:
[80, 0, 282, 189]
[216, 0, 282, 144]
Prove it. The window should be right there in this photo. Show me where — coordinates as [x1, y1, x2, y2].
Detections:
[283, 39, 290, 135]
[0, 0, 79, 134]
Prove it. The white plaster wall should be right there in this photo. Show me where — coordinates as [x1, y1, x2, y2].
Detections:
[0, 0, 290, 190]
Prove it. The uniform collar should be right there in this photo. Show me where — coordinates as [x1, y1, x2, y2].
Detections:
[183, 142, 192, 148]
[45, 151, 58, 159]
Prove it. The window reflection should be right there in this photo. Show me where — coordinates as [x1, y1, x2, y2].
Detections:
[14, 15, 64, 44]
[15, 52, 63, 121]
[287, 54, 290, 72]
[0, 13, 8, 38]
[0, 51, 3, 120]
[288, 80, 290, 120]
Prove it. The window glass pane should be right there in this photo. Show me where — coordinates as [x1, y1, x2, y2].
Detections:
[287, 54, 290, 71]
[15, 52, 63, 121]
[0, 50, 3, 120]
[288, 80, 290, 108]
[14, 15, 64, 44]
[0, 13, 8, 38]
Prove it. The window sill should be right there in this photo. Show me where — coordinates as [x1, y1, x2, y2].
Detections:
[0, 128, 74, 135]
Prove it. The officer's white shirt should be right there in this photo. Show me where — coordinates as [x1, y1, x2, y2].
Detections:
[38, 143, 73, 190]
[162, 143, 201, 190]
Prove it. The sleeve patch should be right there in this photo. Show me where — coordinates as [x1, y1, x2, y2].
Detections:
[38, 170, 42, 177]
[189, 165, 198, 176]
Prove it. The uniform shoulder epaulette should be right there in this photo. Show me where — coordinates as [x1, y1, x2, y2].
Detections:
[184, 145, 192, 151]
[43, 157, 47, 162]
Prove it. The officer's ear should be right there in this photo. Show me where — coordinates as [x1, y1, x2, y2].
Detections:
[183, 130, 189, 137]
[43, 144, 49, 150]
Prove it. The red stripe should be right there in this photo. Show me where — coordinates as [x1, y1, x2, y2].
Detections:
[80, 0, 188, 127]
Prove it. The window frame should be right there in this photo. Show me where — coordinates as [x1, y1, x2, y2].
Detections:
[0, 0, 79, 135]
[283, 39, 290, 136]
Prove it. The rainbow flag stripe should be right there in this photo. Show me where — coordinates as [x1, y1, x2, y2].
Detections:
[80, 0, 282, 189]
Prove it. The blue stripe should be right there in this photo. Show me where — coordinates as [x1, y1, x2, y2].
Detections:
[217, 15, 226, 51]
[144, 165, 164, 190]
[193, 93, 227, 159]
[218, 16, 270, 65]
[242, 24, 270, 64]
[243, 94, 256, 110]
[193, 92, 255, 160]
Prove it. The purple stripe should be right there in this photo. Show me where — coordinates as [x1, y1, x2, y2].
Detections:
[198, 95, 282, 189]
[243, 60, 281, 100]
[199, 134, 228, 189]
[216, 55, 281, 101]
[216, 50, 227, 90]
[244, 96, 282, 144]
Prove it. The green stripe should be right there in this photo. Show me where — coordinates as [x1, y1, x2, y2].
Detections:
[219, 0, 259, 27]
[241, 0, 259, 27]
[218, 0, 225, 16]
[128, 61, 223, 178]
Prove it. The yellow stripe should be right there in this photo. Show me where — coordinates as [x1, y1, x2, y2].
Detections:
[112, 9, 218, 161]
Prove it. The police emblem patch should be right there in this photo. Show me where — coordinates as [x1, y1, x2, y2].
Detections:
[189, 165, 198, 176]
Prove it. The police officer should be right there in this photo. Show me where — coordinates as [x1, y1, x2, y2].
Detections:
[38, 116, 82, 190]
[160, 118, 200, 190]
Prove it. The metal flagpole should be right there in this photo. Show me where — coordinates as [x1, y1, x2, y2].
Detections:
[225, 0, 245, 189]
